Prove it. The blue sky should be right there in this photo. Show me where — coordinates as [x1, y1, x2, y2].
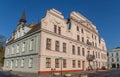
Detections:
[0, 0, 120, 50]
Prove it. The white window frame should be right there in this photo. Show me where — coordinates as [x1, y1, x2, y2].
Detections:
[29, 39, 34, 51]
[21, 59, 24, 67]
[22, 42, 25, 52]
[11, 46, 14, 54]
[6, 61, 9, 67]
[16, 44, 19, 53]
[15, 59, 18, 67]
[28, 58, 33, 68]
[7, 48, 10, 55]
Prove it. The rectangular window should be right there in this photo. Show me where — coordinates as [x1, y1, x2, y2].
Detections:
[22, 42, 25, 52]
[112, 53, 113, 57]
[11, 46, 14, 54]
[87, 51, 90, 55]
[72, 45, 75, 55]
[54, 25, 57, 33]
[98, 52, 100, 58]
[116, 53, 118, 57]
[77, 47, 80, 55]
[55, 41, 59, 51]
[15, 59, 18, 67]
[72, 60, 76, 68]
[29, 58, 33, 68]
[77, 35, 80, 41]
[117, 58, 119, 61]
[96, 52, 97, 58]
[30, 39, 34, 51]
[81, 28, 84, 33]
[55, 59, 59, 68]
[101, 53, 103, 59]
[112, 58, 114, 62]
[63, 43, 66, 53]
[78, 60, 81, 68]
[16, 44, 19, 53]
[92, 34, 93, 38]
[93, 51, 94, 56]
[82, 48, 85, 56]
[46, 58, 51, 68]
[77, 26, 79, 31]
[82, 37, 84, 42]
[46, 38, 51, 50]
[7, 48, 10, 55]
[95, 43, 97, 47]
[58, 27, 61, 35]
[95, 36, 96, 40]
[63, 59, 66, 68]
[6, 61, 9, 67]
[21, 59, 24, 67]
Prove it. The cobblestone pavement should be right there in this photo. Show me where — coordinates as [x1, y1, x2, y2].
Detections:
[0, 70, 120, 77]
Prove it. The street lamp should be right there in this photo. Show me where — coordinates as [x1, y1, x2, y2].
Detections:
[59, 57, 63, 76]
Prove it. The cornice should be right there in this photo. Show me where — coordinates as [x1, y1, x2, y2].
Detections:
[5, 53, 38, 59]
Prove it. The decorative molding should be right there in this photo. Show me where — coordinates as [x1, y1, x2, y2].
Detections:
[5, 53, 38, 59]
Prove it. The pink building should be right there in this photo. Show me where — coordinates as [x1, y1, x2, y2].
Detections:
[39, 9, 107, 74]
[3, 9, 107, 74]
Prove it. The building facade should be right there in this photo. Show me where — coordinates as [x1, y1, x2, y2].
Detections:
[108, 47, 120, 69]
[3, 9, 107, 74]
[3, 12, 41, 73]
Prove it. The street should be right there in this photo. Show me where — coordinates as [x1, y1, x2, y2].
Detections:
[0, 70, 120, 77]
[87, 70, 120, 77]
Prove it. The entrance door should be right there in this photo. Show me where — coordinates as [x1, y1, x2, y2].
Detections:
[82, 61, 85, 70]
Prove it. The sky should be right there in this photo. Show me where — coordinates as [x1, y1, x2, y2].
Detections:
[0, 0, 120, 50]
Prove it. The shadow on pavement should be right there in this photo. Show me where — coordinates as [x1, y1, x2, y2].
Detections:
[0, 70, 24, 77]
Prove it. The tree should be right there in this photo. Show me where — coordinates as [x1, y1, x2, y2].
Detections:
[0, 35, 6, 67]
[0, 35, 6, 47]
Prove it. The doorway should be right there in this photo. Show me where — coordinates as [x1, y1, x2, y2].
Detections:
[82, 61, 85, 70]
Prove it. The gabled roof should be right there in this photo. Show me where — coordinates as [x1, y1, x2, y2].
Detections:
[7, 22, 41, 44]
[26, 22, 41, 34]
